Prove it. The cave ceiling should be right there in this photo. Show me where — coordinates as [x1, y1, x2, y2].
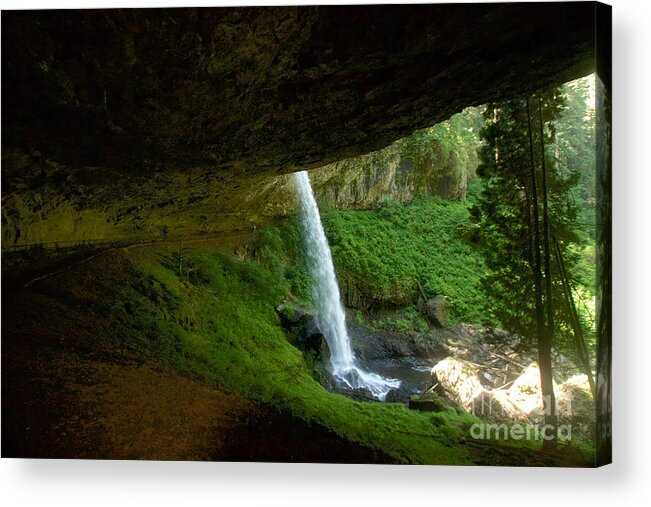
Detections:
[1, 4, 597, 246]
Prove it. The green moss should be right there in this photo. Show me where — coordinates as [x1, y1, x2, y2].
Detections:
[370, 306, 431, 335]
[2, 195, 117, 246]
[19, 234, 590, 465]
[114, 244, 480, 464]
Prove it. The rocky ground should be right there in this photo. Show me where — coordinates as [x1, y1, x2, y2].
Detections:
[279, 302, 596, 444]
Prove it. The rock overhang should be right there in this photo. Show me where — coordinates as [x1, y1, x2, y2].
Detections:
[1, 3, 598, 247]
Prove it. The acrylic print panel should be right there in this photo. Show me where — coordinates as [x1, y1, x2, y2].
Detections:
[0, 2, 611, 466]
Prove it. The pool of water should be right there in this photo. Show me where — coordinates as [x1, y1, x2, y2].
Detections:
[364, 356, 434, 395]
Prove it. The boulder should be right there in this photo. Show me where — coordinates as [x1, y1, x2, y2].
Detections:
[301, 332, 331, 362]
[423, 329, 596, 440]
[502, 368, 595, 433]
[557, 374, 595, 440]
[507, 364, 546, 417]
[276, 303, 329, 359]
[422, 296, 448, 327]
[469, 389, 530, 422]
[430, 358, 531, 421]
[431, 358, 483, 407]
[408, 391, 454, 412]
[430, 358, 596, 431]
[385, 386, 412, 404]
[441, 324, 534, 389]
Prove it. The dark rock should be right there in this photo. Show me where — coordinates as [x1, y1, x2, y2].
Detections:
[421, 296, 448, 327]
[300, 332, 330, 362]
[276, 303, 329, 360]
[385, 386, 411, 404]
[276, 303, 312, 326]
[336, 387, 379, 403]
[320, 372, 378, 403]
[347, 317, 446, 361]
[3, 6, 595, 173]
[408, 391, 456, 412]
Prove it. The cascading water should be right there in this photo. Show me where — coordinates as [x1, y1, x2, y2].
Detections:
[294, 170, 400, 400]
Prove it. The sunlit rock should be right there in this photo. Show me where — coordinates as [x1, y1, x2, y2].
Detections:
[431, 357, 483, 407]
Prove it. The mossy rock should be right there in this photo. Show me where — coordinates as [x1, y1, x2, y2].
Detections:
[408, 391, 455, 412]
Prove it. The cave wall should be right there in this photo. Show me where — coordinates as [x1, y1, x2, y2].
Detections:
[2, 4, 597, 249]
[0, 147, 416, 247]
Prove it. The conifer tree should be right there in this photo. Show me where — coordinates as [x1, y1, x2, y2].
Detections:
[472, 88, 585, 445]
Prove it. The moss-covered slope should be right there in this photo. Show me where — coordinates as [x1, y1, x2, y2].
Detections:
[2, 237, 591, 465]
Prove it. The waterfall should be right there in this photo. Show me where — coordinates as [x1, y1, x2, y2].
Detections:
[294, 170, 400, 400]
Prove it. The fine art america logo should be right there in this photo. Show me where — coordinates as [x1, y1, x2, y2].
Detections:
[469, 394, 573, 441]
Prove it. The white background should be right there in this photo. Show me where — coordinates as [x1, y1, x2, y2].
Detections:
[1, 0, 649, 505]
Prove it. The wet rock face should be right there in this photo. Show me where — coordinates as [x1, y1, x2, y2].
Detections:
[2, 5, 596, 246]
[276, 303, 330, 361]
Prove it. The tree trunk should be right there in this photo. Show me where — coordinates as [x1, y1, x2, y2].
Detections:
[553, 235, 597, 398]
[537, 96, 558, 444]
[527, 96, 557, 447]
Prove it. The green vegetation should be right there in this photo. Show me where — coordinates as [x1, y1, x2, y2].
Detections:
[319, 192, 493, 326]
[372, 305, 430, 335]
[472, 80, 597, 373]
[105, 238, 588, 464]
[399, 107, 483, 200]
[268, 108, 493, 331]
[556, 78, 597, 242]
[3, 79, 597, 464]
[111, 244, 481, 464]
